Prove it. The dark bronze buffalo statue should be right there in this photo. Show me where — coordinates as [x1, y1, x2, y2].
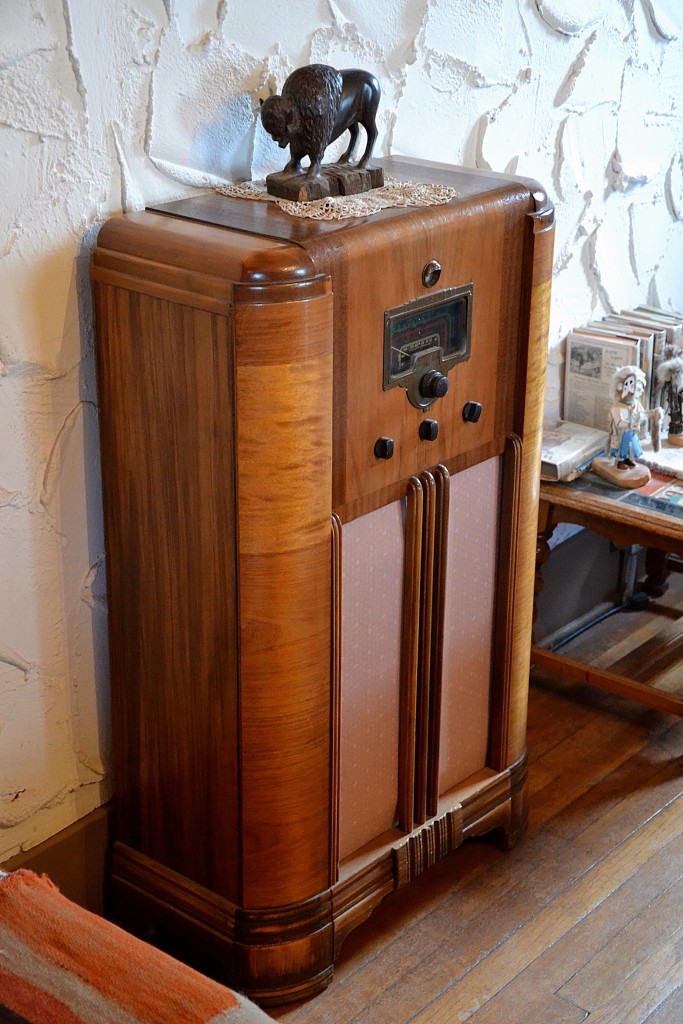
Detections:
[260, 64, 380, 180]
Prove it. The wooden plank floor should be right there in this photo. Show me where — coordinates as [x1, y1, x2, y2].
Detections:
[271, 576, 683, 1023]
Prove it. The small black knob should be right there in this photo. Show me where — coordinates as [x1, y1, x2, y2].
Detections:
[419, 419, 439, 442]
[419, 369, 449, 400]
[462, 401, 483, 423]
[374, 436, 395, 460]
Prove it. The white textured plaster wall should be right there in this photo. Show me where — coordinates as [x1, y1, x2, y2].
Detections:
[1, 0, 682, 860]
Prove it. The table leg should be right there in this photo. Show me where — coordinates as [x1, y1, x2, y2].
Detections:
[643, 548, 670, 597]
[533, 509, 556, 634]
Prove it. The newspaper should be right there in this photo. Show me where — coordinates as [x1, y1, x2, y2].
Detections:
[563, 332, 639, 430]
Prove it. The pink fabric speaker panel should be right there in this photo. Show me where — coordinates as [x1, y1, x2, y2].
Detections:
[438, 457, 501, 795]
[338, 501, 405, 861]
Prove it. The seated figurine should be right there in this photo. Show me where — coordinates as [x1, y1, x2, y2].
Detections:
[608, 365, 648, 468]
[592, 364, 662, 488]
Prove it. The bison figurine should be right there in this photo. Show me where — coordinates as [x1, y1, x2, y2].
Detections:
[260, 64, 380, 181]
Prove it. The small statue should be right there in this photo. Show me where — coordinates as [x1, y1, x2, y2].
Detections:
[592, 364, 662, 488]
[260, 64, 383, 201]
[653, 350, 683, 446]
[608, 365, 649, 468]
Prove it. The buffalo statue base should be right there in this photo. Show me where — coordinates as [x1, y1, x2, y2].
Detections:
[266, 161, 384, 202]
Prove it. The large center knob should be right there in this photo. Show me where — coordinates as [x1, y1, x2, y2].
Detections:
[419, 369, 449, 400]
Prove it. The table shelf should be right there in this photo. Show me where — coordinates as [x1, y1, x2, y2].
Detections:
[532, 474, 683, 718]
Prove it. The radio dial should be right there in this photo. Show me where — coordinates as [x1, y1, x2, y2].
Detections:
[419, 369, 449, 400]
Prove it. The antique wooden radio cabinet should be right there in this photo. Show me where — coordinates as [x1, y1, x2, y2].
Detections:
[91, 157, 554, 1004]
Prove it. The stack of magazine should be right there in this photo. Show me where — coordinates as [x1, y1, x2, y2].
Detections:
[543, 305, 683, 482]
[563, 305, 683, 430]
[541, 419, 609, 482]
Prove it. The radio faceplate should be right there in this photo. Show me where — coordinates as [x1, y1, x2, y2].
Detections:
[383, 284, 473, 410]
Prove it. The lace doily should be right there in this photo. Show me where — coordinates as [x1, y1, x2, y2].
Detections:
[215, 176, 459, 220]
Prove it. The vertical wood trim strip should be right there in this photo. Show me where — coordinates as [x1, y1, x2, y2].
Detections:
[414, 471, 436, 826]
[330, 513, 343, 883]
[426, 465, 450, 816]
[488, 438, 522, 771]
[397, 477, 423, 834]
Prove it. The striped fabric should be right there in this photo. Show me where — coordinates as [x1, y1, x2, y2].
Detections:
[0, 870, 273, 1024]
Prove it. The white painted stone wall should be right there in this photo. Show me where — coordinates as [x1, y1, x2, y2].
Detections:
[1, 0, 682, 860]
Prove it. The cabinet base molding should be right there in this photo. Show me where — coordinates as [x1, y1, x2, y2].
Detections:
[110, 754, 526, 1005]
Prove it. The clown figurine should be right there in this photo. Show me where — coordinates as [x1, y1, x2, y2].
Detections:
[608, 365, 648, 469]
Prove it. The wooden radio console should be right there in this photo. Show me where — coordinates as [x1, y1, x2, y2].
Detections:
[91, 157, 554, 1004]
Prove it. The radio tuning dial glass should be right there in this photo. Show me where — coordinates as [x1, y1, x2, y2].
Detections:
[383, 284, 473, 409]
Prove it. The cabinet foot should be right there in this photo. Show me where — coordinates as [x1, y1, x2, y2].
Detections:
[492, 785, 528, 852]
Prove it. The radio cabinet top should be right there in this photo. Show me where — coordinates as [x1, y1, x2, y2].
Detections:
[97, 156, 553, 521]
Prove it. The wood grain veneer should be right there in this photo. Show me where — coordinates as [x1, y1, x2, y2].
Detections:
[92, 158, 554, 1004]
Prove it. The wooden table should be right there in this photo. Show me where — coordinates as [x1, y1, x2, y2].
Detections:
[531, 472, 683, 716]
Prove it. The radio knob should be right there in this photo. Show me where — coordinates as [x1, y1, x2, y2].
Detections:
[374, 436, 395, 460]
[419, 370, 449, 400]
[419, 419, 439, 442]
[462, 401, 483, 423]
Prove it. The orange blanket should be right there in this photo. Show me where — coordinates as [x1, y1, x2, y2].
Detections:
[0, 869, 272, 1024]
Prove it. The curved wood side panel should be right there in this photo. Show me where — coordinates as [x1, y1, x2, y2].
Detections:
[501, 202, 555, 768]
[233, 291, 334, 910]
